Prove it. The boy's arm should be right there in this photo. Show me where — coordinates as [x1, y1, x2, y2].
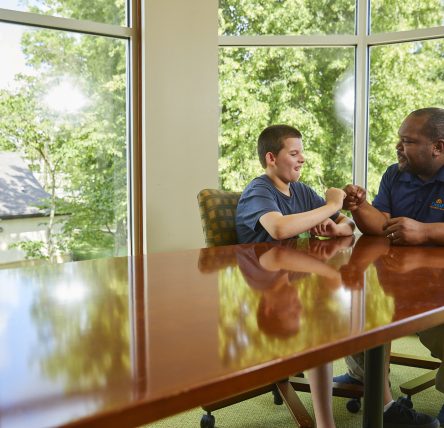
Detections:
[259, 188, 345, 240]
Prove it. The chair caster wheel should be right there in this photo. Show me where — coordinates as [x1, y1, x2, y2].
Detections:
[201, 413, 215, 428]
[346, 398, 361, 413]
[272, 387, 283, 405]
[398, 396, 413, 409]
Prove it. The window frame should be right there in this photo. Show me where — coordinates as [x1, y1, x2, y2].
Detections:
[218, 0, 444, 188]
[0, 1, 143, 257]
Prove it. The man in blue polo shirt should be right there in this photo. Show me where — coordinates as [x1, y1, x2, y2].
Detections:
[339, 107, 444, 427]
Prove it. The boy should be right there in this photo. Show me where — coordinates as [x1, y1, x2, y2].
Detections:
[236, 124, 354, 243]
[235, 124, 355, 428]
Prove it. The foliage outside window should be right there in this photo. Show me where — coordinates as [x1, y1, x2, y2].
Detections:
[219, 0, 444, 205]
[219, 0, 356, 36]
[219, 46, 354, 195]
[0, 1, 131, 264]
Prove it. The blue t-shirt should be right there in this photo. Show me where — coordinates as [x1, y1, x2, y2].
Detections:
[236, 175, 339, 243]
[373, 164, 444, 222]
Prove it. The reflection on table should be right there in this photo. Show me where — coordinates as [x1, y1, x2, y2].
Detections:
[1, 236, 444, 427]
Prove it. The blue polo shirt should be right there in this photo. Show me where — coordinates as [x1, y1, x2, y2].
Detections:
[236, 175, 339, 243]
[373, 164, 444, 222]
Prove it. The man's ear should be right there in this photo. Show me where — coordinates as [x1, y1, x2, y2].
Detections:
[432, 139, 444, 157]
[265, 151, 276, 166]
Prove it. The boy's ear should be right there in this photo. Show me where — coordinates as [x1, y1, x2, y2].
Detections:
[265, 151, 276, 166]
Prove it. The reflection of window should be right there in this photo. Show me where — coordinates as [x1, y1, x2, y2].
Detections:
[219, 1, 444, 200]
[0, 3, 140, 264]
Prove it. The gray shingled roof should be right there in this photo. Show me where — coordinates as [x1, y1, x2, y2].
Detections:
[0, 152, 50, 219]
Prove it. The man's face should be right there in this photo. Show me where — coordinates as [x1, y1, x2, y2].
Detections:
[273, 137, 305, 183]
[396, 115, 435, 180]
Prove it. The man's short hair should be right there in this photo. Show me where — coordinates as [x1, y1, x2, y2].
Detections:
[257, 125, 302, 168]
[409, 107, 444, 141]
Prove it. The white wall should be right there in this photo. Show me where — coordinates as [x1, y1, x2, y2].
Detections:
[143, 0, 219, 253]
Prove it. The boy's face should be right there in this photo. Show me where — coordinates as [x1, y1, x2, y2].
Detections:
[271, 137, 305, 183]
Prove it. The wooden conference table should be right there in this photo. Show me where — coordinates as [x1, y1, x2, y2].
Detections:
[1, 235, 444, 428]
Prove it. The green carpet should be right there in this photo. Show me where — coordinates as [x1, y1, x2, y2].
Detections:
[145, 336, 443, 427]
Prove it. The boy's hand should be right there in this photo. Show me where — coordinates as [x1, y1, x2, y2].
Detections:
[310, 218, 340, 238]
[343, 184, 366, 211]
[325, 187, 346, 210]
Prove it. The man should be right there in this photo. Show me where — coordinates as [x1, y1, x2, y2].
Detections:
[340, 107, 444, 427]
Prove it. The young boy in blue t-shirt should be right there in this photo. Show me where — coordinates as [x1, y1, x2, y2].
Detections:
[236, 124, 354, 243]
[235, 124, 355, 428]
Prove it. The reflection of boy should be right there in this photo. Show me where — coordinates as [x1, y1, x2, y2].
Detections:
[236, 244, 305, 338]
[236, 239, 348, 428]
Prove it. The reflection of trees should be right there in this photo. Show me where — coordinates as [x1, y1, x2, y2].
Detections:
[28, 258, 131, 394]
[364, 264, 394, 331]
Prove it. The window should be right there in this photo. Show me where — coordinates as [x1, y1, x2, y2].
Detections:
[220, 46, 354, 194]
[0, 1, 140, 264]
[218, 0, 444, 204]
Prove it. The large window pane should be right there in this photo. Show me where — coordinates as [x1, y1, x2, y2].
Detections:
[219, 0, 356, 36]
[219, 47, 354, 195]
[371, 0, 443, 34]
[368, 39, 444, 198]
[2, 0, 126, 26]
[0, 22, 128, 264]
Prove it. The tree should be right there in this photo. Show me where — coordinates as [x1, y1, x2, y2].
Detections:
[0, 0, 128, 260]
[219, 0, 444, 200]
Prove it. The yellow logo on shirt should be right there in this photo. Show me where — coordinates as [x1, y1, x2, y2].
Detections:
[430, 198, 444, 210]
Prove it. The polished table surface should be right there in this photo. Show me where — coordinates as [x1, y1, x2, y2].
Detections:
[1, 235, 444, 427]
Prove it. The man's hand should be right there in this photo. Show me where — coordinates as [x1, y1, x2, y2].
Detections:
[383, 217, 428, 245]
[343, 184, 366, 211]
[325, 187, 346, 210]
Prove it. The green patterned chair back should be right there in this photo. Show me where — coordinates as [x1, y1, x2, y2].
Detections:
[197, 189, 242, 247]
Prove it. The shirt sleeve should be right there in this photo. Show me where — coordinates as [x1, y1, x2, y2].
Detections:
[238, 182, 281, 232]
[372, 168, 392, 214]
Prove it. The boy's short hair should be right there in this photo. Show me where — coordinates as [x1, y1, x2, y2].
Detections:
[257, 124, 302, 168]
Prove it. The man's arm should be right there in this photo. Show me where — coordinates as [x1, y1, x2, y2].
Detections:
[343, 184, 390, 235]
[383, 218, 444, 245]
[259, 187, 346, 240]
